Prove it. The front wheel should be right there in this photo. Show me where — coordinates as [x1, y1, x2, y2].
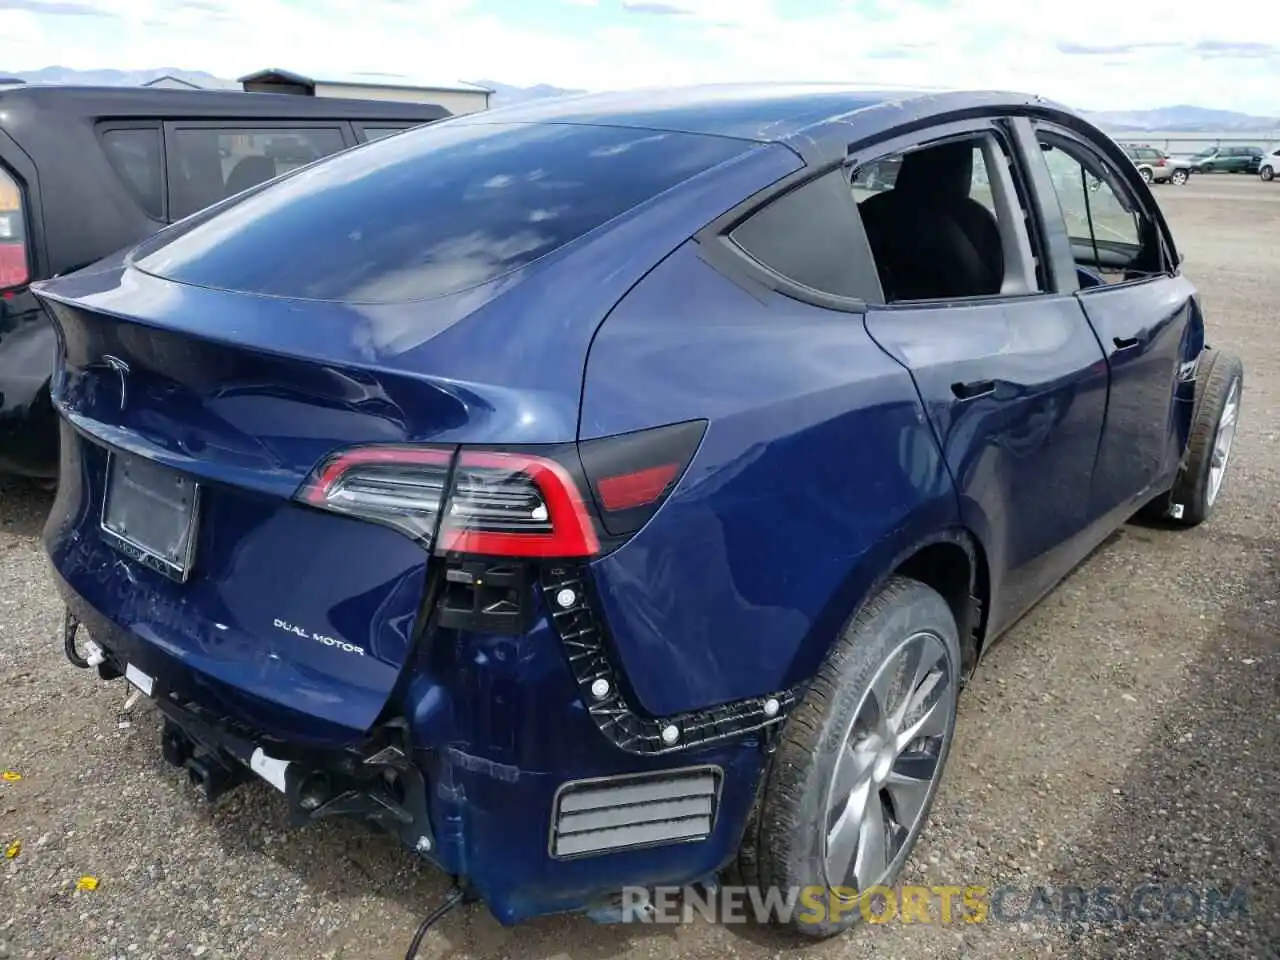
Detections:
[1262, 166, 1275, 182]
[1169, 349, 1244, 526]
[738, 576, 961, 938]
[1170, 168, 1189, 186]
[1140, 167, 1154, 184]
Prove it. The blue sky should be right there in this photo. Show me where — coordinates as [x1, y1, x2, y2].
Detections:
[2, 0, 1278, 114]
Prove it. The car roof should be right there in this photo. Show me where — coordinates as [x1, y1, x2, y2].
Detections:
[0, 84, 451, 124]
[447, 83, 1080, 163]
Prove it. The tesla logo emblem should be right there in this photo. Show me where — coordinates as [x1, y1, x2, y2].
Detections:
[103, 355, 129, 410]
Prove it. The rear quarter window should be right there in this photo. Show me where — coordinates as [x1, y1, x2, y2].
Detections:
[134, 122, 751, 302]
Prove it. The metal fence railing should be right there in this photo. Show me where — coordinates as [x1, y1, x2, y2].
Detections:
[1104, 131, 1280, 154]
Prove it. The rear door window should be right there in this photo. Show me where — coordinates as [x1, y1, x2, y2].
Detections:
[166, 126, 349, 220]
[136, 122, 751, 302]
[101, 126, 164, 220]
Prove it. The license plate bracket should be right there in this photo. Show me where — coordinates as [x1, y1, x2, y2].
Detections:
[100, 452, 201, 582]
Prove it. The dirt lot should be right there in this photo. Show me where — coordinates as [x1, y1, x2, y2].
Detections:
[2, 174, 1278, 960]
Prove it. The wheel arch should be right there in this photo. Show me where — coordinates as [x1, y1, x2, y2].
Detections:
[893, 530, 988, 680]
[802, 526, 990, 693]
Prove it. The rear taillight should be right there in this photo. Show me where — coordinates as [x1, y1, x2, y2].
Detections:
[297, 446, 600, 558]
[1156, 157, 1167, 167]
[439, 451, 599, 558]
[0, 165, 29, 291]
[297, 445, 452, 546]
[296, 421, 706, 558]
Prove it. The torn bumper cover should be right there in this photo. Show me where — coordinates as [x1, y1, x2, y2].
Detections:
[56, 576, 785, 925]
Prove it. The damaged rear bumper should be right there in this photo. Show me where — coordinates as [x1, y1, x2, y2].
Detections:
[56, 571, 778, 925]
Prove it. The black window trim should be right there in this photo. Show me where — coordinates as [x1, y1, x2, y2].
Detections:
[96, 120, 168, 223]
[161, 119, 357, 222]
[1028, 119, 1179, 292]
[694, 159, 873, 313]
[696, 113, 1055, 313]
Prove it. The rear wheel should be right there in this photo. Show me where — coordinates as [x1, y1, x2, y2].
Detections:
[739, 576, 961, 937]
[1140, 167, 1154, 184]
[1262, 166, 1275, 182]
[1144, 349, 1244, 527]
[1170, 168, 1189, 186]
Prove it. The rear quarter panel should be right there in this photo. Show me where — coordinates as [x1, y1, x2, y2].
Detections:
[579, 242, 959, 717]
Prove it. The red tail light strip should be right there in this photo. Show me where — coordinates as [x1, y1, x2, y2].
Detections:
[595, 463, 679, 512]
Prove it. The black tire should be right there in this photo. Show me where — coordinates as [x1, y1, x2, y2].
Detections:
[1166, 349, 1243, 526]
[1140, 167, 1153, 184]
[738, 576, 961, 938]
[1262, 166, 1275, 182]
[1170, 169, 1189, 186]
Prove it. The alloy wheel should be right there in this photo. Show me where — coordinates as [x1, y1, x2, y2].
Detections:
[1207, 377, 1240, 508]
[822, 630, 956, 896]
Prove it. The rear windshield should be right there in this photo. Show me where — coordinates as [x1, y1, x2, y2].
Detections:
[133, 121, 751, 303]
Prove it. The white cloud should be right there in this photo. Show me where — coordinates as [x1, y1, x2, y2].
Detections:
[1, 0, 1278, 115]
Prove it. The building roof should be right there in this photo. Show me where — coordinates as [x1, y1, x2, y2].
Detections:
[0, 84, 452, 125]
[450, 82, 1072, 164]
[142, 75, 203, 89]
[238, 68, 491, 96]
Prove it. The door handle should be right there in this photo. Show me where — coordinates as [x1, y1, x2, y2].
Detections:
[1113, 336, 1141, 350]
[951, 379, 996, 401]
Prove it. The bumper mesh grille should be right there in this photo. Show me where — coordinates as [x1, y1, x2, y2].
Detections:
[550, 766, 721, 858]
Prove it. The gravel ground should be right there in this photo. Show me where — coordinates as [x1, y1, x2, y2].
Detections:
[2, 174, 1278, 960]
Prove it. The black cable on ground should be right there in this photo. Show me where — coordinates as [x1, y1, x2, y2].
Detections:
[63, 609, 89, 668]
[404, 886, 468, 960]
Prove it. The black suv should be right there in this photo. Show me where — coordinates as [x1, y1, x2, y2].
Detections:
[0, 85, 450, 479]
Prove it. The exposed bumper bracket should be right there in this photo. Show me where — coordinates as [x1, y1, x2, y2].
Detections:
[541, 565, 795, 756]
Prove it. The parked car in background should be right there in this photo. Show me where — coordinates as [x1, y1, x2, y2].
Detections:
[1259, 148, 1280, 182]
[33, 84, 1241, 940]
[1120, 143, 1191, 185]
[1185, 145, 1263, 174]
[0, 85, 450, 479]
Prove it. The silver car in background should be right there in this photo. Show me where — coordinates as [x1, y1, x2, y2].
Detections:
[1120, 143, 1192, 185]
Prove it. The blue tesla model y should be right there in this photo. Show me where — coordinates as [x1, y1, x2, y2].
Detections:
[33, 84, 1242, 936]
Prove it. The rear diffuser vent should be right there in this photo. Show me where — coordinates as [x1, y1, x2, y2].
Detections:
[550, 766, 722, 859]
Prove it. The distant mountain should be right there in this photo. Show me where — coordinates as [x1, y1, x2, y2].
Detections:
[1082, 104, 1280, 132]
[471, 79, 587, 107]
[8, 66, 238, 89]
